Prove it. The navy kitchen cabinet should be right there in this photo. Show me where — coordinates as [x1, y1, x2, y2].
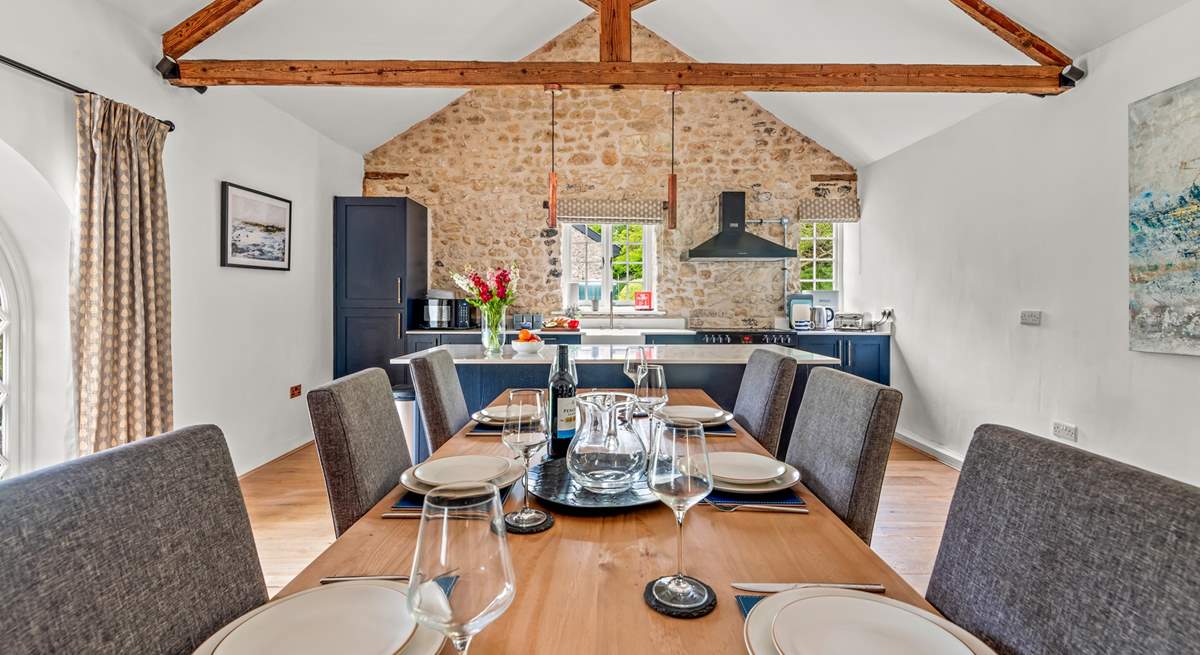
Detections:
[793, 334, 890, 386]
[536, 333, 582, 345]
[334, 197, 427, 386]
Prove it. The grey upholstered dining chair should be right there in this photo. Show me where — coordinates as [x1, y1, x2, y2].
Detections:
[926, 424, 1200, 655]
[307, 367, 413, 537]
[0, 425, 267, 655]
[409, 348, 471, 454]
[783, 367, 902, 544]
[732, 349, 798, 458]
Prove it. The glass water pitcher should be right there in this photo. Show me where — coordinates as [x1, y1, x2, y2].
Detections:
[567, 392, 647, 494]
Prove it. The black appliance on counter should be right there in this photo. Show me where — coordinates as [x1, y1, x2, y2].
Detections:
[333, 196, 427, 386]
[696, 329, 796, 346]
[452, 300, 477, 329]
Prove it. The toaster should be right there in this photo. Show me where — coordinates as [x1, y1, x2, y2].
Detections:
[833, 312, 873, 331]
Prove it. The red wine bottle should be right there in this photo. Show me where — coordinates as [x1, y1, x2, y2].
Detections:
[547, 344, 577, 458]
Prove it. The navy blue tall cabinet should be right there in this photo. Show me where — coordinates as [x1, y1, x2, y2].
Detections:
[334, 197, 427, 386]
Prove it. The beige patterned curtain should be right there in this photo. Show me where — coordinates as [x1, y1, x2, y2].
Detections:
[72, 94, 173, 455]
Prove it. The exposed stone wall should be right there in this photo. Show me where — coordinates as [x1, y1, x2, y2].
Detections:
[364, 16, 855, 327]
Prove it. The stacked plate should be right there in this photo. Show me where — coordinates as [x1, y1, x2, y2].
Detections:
[195, 580, 446, 655]
[657, 405, 734, 427]
[745, 588, 995, 655]
[400, 455, 524, 495]
[708, 452, 801, 495]
[470, 405, 539, 427]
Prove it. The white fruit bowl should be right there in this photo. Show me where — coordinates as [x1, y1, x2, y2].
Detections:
[511, 340, 545, 354]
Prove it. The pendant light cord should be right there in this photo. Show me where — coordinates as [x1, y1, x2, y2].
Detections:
[670, 90, 676, 176]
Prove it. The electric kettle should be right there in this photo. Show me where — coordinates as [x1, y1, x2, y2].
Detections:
[809, 306, 835, 330]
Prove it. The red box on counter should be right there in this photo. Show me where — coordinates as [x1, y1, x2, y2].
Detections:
[634, 291, 653, 310]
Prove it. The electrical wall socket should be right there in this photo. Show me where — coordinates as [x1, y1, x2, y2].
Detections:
[1020, 310, 1043, 326]
[1052, 421, 1078, 442]
[881, 307, 895, 320]
[289, 384, 302, 399]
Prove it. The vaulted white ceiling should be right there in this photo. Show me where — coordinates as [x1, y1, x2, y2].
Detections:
[106, 0, 1193, 165]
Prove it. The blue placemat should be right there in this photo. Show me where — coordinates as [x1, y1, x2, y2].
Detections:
[393, 485, 513, 510]
[468, 422, 504, 434]
[706, 488, 806, 506]
[736, 595, 766, 618]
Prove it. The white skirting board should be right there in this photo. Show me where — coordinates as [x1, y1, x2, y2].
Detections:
[894, 429, 964, 470]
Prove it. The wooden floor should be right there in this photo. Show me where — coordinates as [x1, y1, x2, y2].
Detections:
[240, 441, 959, 597]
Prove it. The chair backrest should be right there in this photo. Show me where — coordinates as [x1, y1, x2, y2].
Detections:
[783, 367, 901, 544]
[409, 349, 470, 453]
[732, 349, 798, 458]
[307, 368, 413, 537]
[927, 424, 1200, 655]
[0, 425, 267, 655]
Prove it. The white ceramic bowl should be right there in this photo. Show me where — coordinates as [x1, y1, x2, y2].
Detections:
[511, 340, 545, 354]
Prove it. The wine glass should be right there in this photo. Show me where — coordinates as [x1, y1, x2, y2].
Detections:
[635, 364, 668, 444]
[623, 346, 647, 386]
[408, 482, 516, 653]
[635, 364, 668, 415]
[501, 389, 552, 531]
[645, 417, 713, 610]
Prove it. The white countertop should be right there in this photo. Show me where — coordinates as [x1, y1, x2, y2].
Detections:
[407, 328, 696, 336]
[391, 344, 840, 366]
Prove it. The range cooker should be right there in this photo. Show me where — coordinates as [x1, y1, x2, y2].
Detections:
[695, 329, 796, 346]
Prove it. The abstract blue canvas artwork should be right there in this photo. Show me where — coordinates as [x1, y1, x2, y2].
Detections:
[1129, 77, 1200, 356]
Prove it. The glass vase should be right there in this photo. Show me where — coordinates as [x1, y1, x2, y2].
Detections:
[481, 306, 507, 355]
[567, 392, 647, 494]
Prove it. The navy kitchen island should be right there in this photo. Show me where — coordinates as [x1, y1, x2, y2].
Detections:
[392, 344, 839, 462]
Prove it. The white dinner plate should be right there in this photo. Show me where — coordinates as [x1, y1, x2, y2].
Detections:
[401, 459, 524, 496]
[470, 411, 505, 426]
[708, 452, 787, 484]
[659, 405, 734, 426]
[480, 405, 538, 421]
[413, 455, 511, 486]
[193, 580, 444, 655]
[711, 464, 800, 494]
[744, 588, 994, 655]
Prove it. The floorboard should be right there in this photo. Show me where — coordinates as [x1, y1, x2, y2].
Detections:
[240, 440, 958, 597]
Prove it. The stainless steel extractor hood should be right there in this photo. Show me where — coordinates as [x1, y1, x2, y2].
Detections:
[684, 192, 797, 261]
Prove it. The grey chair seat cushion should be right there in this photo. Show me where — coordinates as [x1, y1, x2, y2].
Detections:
[0, 425, 267, 655]
[927, 424, 1200, 655]
[308, 368, 412, 536]
[409, 349, 470, 453]
[733, 349, 797, 458]
[784, 367, 902, 544]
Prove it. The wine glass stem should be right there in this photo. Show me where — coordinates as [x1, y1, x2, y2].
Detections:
[675, 510, 686, 578]
[521, 453, 531, 512]
[451, 635, 472, 653]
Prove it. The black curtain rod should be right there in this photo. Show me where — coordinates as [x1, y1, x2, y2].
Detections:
[0, 54, 175, 132]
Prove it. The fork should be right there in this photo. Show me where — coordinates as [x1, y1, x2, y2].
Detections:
[706, 501, 809, 514]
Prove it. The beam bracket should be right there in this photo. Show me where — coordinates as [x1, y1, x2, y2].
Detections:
[158, 56, 207, 94]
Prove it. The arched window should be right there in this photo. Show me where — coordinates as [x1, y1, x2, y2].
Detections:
[0, 236, 20, 479]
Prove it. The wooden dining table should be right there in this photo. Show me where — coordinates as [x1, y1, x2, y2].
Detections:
[279, 388, 933, 654]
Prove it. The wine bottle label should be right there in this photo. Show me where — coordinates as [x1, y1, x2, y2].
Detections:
[556, 397, 577, 438]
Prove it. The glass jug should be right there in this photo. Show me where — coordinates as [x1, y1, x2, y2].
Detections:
[567, 392, 647, 494]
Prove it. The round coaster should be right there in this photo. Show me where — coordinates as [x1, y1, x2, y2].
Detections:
[643, 577, 717, 619]
[504, 512, 554, 535]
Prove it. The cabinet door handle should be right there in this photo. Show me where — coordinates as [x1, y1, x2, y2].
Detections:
[836, 339, 843, 366]
[847, 341, 854, 368]
[397, 277, 404, 303]
[397, 314, 403, 339]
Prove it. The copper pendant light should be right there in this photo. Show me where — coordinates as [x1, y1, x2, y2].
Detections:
[545, 84, 560, 229]
[666, 85, 680, 230]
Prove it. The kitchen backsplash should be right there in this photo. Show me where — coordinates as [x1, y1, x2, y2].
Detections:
[363, 15, 856, 325]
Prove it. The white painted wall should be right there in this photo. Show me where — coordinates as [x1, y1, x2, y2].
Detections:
[844, 0, 1200, 485]
[0, 1, 363, 473]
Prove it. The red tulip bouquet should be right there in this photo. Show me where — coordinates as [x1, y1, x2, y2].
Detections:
[452, 266, 520, 354]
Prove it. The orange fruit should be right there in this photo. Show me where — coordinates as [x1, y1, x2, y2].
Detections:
[517, 329, 533, 342]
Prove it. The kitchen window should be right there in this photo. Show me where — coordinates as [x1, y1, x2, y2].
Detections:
[794, 222, 839, 291]
[561, 223, 656, 311]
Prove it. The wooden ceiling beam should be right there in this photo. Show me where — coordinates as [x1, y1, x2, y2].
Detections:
[170, 60, 1069, 94]
[948, 0, 1071, 66]
[599, 0, 633, 62]
[580, 0, 658, 10]
[162, 0, 262, 60]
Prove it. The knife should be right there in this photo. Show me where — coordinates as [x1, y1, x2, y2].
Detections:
[730, 582, 886, 594]
[320, 575, 410, 585]
[381, 511, 422, 519]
